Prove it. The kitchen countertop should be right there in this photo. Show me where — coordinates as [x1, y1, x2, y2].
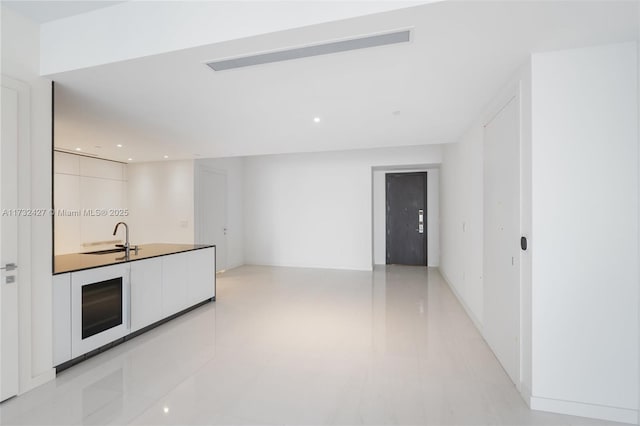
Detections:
[53, 243, 215, 275]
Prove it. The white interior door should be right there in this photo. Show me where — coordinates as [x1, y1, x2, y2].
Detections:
[1, 84, 20, 401]
[196, 167, 227, 271]
[483, 96, 520, 385]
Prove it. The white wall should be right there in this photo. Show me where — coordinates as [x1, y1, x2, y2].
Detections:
[372, 168, 439, 267]
[127, 160, 195, 245]
[1, 6, 55, 392]
[441, 42, 639, 424]
[530, 42, 638, 423]
[39, 1, 423, 75]
[441, 62, 533, 391]
[637, 12, 640, 421]
[54, 152, 128, 254]
[440, 120, 485, 326]
[195, 157, 245, 270]
[243, 145, 442, 271]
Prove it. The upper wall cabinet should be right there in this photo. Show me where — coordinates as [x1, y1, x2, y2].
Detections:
[79, 156, 127, 181]
[54, 151, 128, 255]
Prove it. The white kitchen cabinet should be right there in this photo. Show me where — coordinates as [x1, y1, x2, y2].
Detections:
[162, 248, 215, 316]
[130, 257, 163, 333]
[53, 245, 215, 367]
[161, 252, 190, 317]
[52, 273, 71, 366]
[187, 247, 216, 305]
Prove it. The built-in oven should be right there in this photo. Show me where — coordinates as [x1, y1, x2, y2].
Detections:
[71, 263, 130, 358]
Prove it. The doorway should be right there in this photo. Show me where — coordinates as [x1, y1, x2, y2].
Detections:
[195, 166, 227, 272]
[385, 172, 427, 266]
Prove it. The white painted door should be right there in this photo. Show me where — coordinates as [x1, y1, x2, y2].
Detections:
[196, 168, 227, 271]
[483, 96, 520, 385]
[1, 85, 20, 401]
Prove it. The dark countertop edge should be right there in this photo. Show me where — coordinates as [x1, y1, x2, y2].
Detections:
[53, 244, 216, 276]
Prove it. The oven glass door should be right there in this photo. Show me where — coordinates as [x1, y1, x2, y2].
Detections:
[71, 263, 130, 358]
[82, 277, 123, 339]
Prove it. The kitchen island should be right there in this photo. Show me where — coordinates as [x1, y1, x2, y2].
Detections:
[54, 243, 214, 274]
[52, 244, 216, 370]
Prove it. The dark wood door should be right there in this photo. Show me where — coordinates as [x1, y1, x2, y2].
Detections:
[386, 172, 427, 266]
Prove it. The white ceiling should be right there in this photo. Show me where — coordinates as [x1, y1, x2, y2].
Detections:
[51, 1, 639, 163]
[3, 0, 124, 23]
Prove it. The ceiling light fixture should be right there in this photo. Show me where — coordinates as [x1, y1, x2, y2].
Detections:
[205, 29, 411, 71]
[163, 155, 169, 159]
[127, 158, 133, 161]
[75, 147, 82, 151]
[116, 144, 123, 148]
[314, 117, 321, 123]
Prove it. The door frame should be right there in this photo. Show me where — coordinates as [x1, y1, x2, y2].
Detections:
[1, 75, 55, 395]
[194, 163, 228, 271]
[384, 172, 428, 266]
[370, 164, 440, 270]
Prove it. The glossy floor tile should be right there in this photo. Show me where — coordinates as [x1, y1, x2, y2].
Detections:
[0, 266, 623, 425]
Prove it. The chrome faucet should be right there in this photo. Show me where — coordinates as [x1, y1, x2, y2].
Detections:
[112, 221, 131, 256]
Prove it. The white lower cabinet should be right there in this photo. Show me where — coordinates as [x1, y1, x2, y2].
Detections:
[188, 247, 216, 305]
[53, 247, 216, 366]
[162, 248, 216, 316]
[161, 252, 190, 317]
[52, 273, 72, 366]
[130, 257, 163, 333]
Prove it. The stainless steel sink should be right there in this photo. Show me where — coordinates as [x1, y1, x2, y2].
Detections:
[83, 248, 127, 255]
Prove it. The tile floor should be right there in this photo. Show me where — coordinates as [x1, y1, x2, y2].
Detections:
[0, 265, 622, 425]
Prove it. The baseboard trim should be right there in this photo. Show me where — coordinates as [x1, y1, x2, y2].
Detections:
[244, 262, 372, 272]
[438, 268, 483, 334]
[520, 383, 533, 408]
[530, 395, 639, 425]
[20, 368, 55, 395]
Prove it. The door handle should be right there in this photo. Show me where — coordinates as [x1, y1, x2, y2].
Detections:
[0, 263, 17, 271]
[418, 209, 424, 234]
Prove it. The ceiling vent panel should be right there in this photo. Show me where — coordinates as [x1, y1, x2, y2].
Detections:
[206, 30, 411, 71]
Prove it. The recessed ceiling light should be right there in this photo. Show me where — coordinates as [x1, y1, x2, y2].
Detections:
[116, 144, 123, 148]
[313, 117, 321, 123]
[163, 406, 169, 414]
[163, 155, 169, 159]
[127, 158, 133, 162]
[75, 147, 82, 151]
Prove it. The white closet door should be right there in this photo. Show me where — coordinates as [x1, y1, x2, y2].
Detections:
[483, 95, 521, 386]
